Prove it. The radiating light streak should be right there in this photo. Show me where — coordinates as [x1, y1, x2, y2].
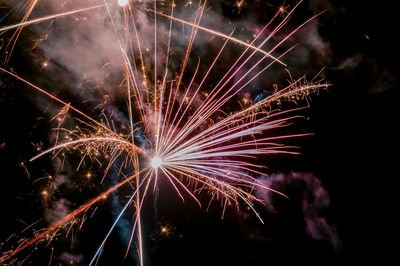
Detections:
[88, 172, 148, 266]
[29, 137, 137, 162]
[158, 2, 304, 155]
[0, 67, 148, 157]
[0, 4, 105, 32]
[140, 7, 287, 66]
[0, 168, 147, 264]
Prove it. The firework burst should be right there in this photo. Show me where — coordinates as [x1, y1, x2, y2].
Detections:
[0, 0, 328, 264]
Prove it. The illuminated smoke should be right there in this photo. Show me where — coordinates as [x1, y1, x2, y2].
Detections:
[256, 172, 341, 251]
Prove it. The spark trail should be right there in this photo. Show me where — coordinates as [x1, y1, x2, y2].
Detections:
[0, 4, 106, 32]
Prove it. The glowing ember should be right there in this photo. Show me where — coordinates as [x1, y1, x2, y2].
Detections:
[118, 0, 129, 7]
[151, 156, 163, 169]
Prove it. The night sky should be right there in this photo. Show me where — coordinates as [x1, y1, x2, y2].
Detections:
[0, 0, 397, 265]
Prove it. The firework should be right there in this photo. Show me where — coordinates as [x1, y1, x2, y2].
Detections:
[0, 0, 328, 264]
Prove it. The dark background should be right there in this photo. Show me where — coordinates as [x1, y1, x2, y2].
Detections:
[0, 0, 397, 265]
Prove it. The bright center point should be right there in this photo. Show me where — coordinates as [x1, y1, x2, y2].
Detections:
[118, 0, 129, 7]
[151, 156, 163, 169]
